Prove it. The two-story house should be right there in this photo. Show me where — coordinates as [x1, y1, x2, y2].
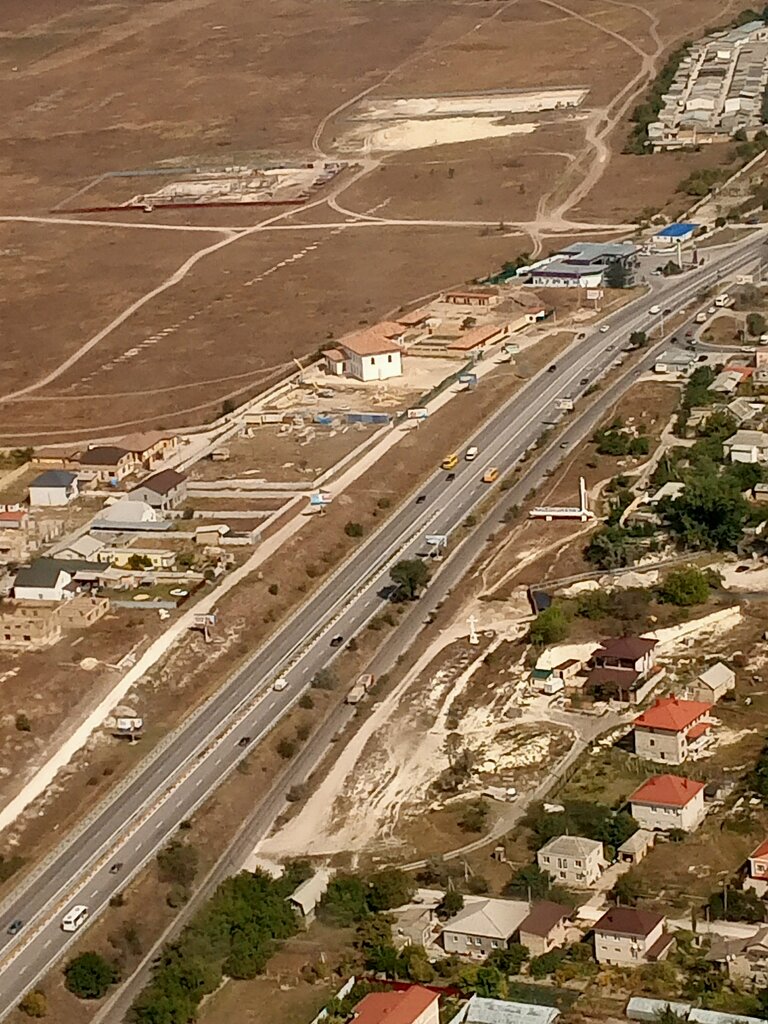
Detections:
[744, 839, 768, 897]
[130, 469, 188, 511]
[587, 636, 660, 704]
[77, 445, 135, 484]
[629, 774, 707, 833]
[536, 835, 606, 888]
[633, 697, 713, 764]
[518, 902, 571, 956]
[593, 906, 673, 965]
[440, 898, 529, 958]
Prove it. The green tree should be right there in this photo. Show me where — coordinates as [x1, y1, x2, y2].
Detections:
[629, 330, 648, 348]
[319, 874, 369, 925]
[504, 864, 558, 900]
[390, 558, 430, 601]
[748, 311, 767, 337]
[657, 565, 712, 606]
[585, 525, 638, 569]
[15, 713, 31, 733]
[605, 262, 628, 289]
[529, 949, 566, 978]
[438, 889, 464, 919]
[64, 952, 118, 1000]
[708, 886, 765, 923]
[344, 521, 364, 538]
[458, 799, 489, 833]
[612, 869, 643, 906]
[661, 476, 749, 551]
[487, 943, 529, 975]
[311, 667, 337, 690]
[18, 991, 47, 1018]
[156, 841, 198, 891]
[528, 605, 569, 645]
[367, 869, 415, 913]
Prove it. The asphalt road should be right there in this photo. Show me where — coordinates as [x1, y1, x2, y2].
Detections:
[0, 230, 764, 1015]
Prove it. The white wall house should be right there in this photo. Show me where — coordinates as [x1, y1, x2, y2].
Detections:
[28, 470, 80, 507]
[629, 774, 706, 832]
[724, 430, 768, 464]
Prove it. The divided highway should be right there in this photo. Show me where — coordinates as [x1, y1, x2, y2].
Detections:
[0, 230, 765, 1016]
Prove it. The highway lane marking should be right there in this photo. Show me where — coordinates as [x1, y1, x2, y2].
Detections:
[43, 939, 51, 949]
[90, 888, 99, 897]
[0, 240, 759, 989]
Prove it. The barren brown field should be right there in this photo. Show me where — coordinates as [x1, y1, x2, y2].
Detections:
[0, 0, 751, 441]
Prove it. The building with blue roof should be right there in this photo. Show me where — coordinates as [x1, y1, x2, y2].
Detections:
[654, 223, 698, 249]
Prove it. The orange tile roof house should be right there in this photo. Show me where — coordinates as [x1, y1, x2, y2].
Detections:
[352, 985, 440, 1024]
[325, 322, 404, 382]
[633, 697, 713, 765]
[593, 906, 673, 966]
[745, 839, 768, 897]
[629, 774, 706, 833]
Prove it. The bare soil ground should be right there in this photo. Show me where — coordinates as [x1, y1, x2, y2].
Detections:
[189, 423, 379, 484]
[0, 0, 749, 442]
[484, 378, 683, 595]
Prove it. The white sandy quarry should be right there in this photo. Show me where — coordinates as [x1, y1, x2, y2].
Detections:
[259, 634, 564, 860]
[364, 118, 537, 153]
[340, 87, 589, 154]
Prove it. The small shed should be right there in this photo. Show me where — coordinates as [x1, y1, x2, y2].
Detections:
[617, 828, 655, 865]
[288, 869, 331, 925]
[627, 998, 692, 1023]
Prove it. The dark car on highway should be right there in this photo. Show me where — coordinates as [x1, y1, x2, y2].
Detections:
[6, 920, 22, 936]
[548, 364, 557, 373]
[330, 635, 344, 648]
[415, 494, 426, 504]
[446, 472, 456, 482]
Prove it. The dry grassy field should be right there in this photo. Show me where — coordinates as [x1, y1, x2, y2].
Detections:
[0, 0, 749, 441]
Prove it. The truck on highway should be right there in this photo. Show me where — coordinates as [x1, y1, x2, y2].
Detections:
[441, 453, 459, 470]
[346, 673, 374, 705]
[714, 292, 732, 308]
[61, 906, 89, 932]
[695, 311, 708, 323]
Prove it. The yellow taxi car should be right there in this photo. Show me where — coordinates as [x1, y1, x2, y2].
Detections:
[482, 467, 500, 483]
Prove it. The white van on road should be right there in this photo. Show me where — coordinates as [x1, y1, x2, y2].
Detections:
[61, 906, 88, 932]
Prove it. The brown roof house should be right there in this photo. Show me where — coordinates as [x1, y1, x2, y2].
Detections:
[587, 636, 661, 704]
[77, 446, 135, 484]
[518, 901, 571, 956]
[130, 469, 188, 511]
[593, 907, 674, 965]
[118, 431, 179, 469]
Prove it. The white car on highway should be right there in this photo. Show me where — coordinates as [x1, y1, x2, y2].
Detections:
[599, 325, 610, 333]
[649, 304, 661, 315]
[61, 905, 88, 932]
[273, 677, 288, 691]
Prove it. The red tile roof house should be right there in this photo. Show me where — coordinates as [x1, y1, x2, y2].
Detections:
[744, 839, 768, 897]
[629, 774, 707, 833]
[352, 985, 440, 1024]
[587, 636, 661, 704]
[633, 697, 714, 765]
[593, 906, 674, 966]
